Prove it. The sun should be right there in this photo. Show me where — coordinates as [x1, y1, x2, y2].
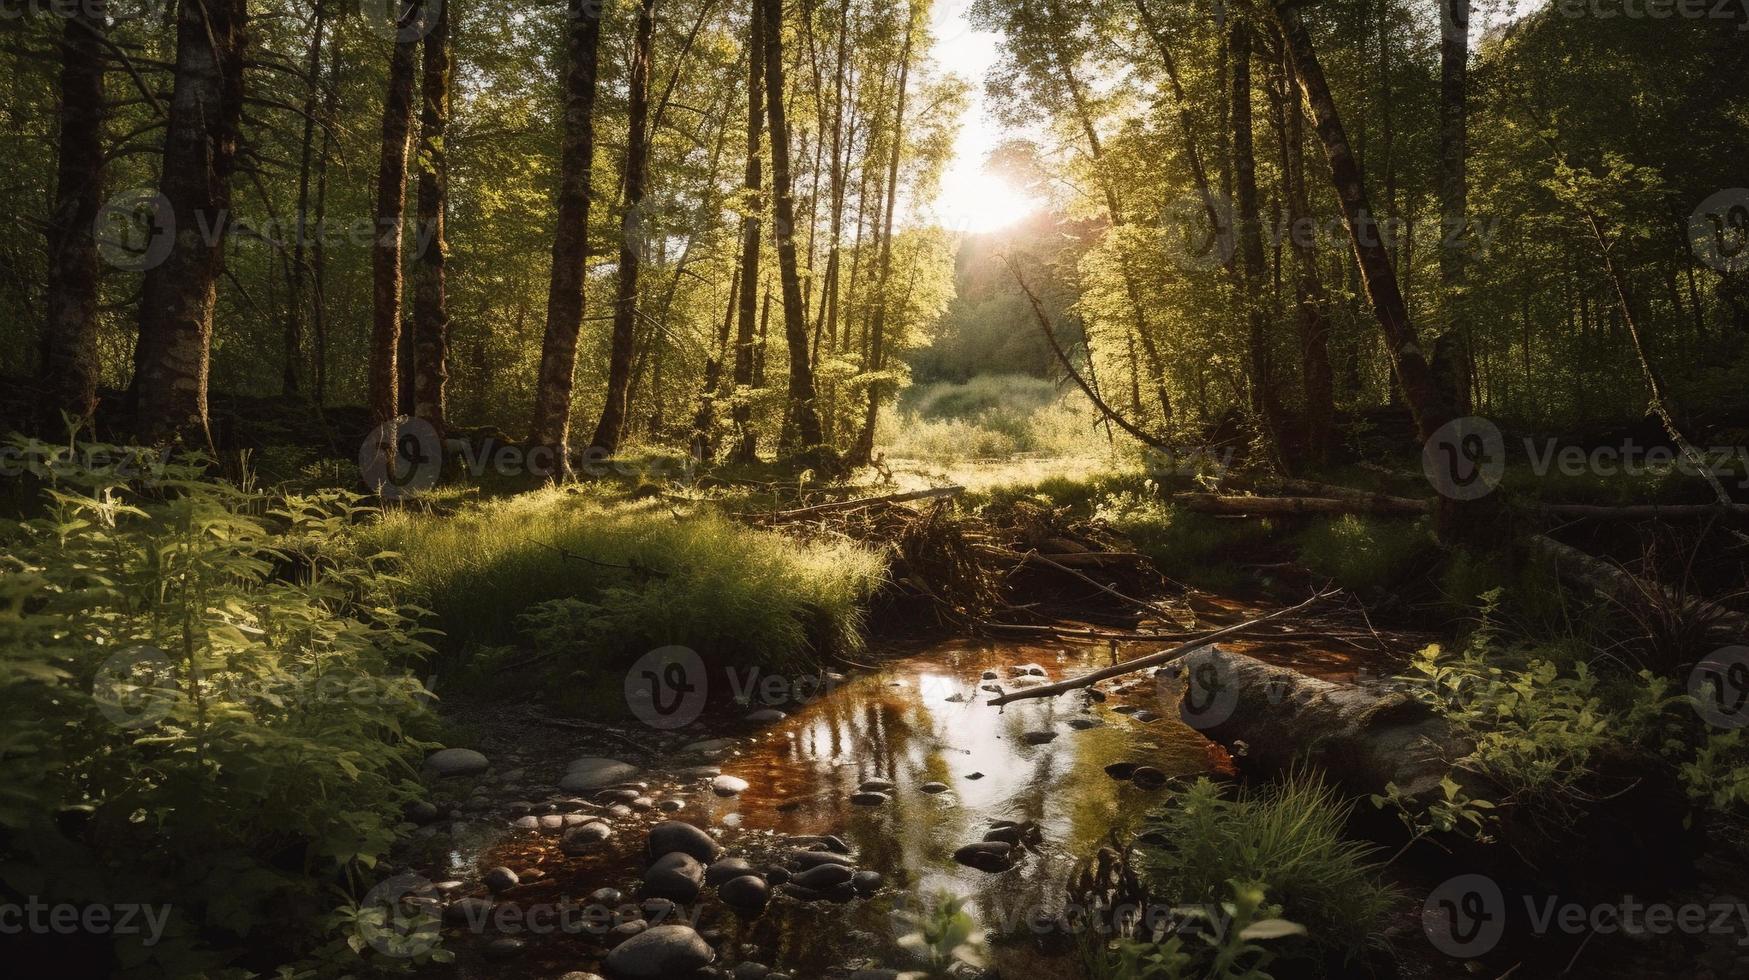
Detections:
[929, 169, 1042, 235]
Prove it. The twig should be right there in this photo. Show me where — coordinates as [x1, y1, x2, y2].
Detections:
[759, 485, 965, 520]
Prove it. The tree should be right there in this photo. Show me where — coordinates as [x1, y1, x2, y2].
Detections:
[368, 0, 423, 426]
[532, 0, 606, 473]
[592, 0, 659, 455]
[730, 0, 767, 463]
[412, 0, 452, 436]
[1431, 0, 1472, 414]
[41, 0, 107, 428]
[131, 0, 249, 449]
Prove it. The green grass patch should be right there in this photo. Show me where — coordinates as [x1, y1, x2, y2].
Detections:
[1094, 493, 1275, 592]
[1292, 515, 1438, 598]
[371, 487, 886, 674]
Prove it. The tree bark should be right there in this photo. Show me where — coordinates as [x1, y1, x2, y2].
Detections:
[282, 0, 328, 398]
[132, 0, 248, 450]
[42, 1, 107, 429]
[591, 0, 658, 455]
[412, 0, 451, 437]
[531, 0, 605, 473]
[1430, 0, 1472, 416]
[731, 0, 767, 463]
[764, 0, 828, 461]
[1278, 45, 1335, 465]
[1230, 21, 1287, 468]
[368, 1, 422, 426]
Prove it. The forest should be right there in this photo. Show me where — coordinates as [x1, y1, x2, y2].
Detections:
[1, 0, 1747, 977]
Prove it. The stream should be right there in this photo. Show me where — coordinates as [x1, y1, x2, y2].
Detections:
[404, 621, 1402, 979]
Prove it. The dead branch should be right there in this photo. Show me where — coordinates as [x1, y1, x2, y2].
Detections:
[762, 485, 965, 520]
[1171, 492, 1434, 516]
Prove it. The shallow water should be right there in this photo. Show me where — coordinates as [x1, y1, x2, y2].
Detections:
[423, 621, 1397, 978]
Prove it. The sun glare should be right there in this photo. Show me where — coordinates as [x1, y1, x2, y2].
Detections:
[930, 169, 1041, 235]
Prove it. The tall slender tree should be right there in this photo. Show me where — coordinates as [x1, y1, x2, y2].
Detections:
[1431, 0, 1472, 414]
[368, 0, 423, 426]
[42, 0, 107, 428]
[412, 0, 452, 437]
[532, 0, 606, 473]
[282, 0, 329, 397]
[731, 0, 767, 462]
[131, 0, 249, 448]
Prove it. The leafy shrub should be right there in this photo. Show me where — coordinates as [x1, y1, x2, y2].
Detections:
[1083, 880, 1304, 980]
[1133, 773, 1396, 958]
[1292, 515, 1436, 597]
[371, 487, 885, 672]
[0, 440, 439, 975]
[1094, 491, 1274, 591]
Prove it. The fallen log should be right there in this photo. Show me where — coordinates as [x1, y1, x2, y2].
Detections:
[1531, 502, 1749, 520]
[1170, 492, 1433, 516]
[1527, 534, 1749, 633]
[1163, 646, 1464, 798]
[762, 485, 965, 520]
[986, 591, 1338, 706]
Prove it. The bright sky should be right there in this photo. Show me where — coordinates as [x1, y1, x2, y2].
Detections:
[917, 0, 1043, 235]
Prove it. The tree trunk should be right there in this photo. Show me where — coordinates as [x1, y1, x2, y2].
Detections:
[1430, 0, 1472, 416]
[1230, 21, 1286, 468]
[848, 7, 914, 466]
[132, 0, 248, 450]
[731, 0, 767, 464]
[412, 0, 451, 437]
[368, 1, 422, 426]
[311, 23, 341, 406]
[763, 0, 828, 461]
[42, 1, 106, 429]
[590, 0, 657, 455]
[282, 0, 328, 398]
[531, 0, 605, 473]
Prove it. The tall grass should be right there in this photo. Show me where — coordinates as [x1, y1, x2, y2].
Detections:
[882, 375, 1107, 462]
[371, 488, 885, 672]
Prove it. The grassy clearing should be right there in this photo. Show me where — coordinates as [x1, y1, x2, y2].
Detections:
[880, 375, 1115, 464]
[371, 487, 886, 678]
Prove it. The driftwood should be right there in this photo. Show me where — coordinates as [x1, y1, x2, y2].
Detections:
[1528, 534, 1749, 633]
[985, 591, 1338, 706]
[1164, 646, 1464, 798]
[763, 485, 964, 520]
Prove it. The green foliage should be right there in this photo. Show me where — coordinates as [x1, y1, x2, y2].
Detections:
[370, 487, 885, 673]
[882, 376, 1102, 462]
[0, 439, 438, 975]
[893, 891, 988, 977]
[1095, 491, 1273, 592]
[1133, 774, 1396, 958]
[1291, 516, 1437, 598]
[1083, 881, 1303, 980]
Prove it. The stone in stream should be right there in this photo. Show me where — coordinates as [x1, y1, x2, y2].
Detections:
[849, 791, 890, 806]
[851, 870, 883, 895]
[734, 963, 773, 979]
[766, 867, 791, 886]
[682, 737, 739, 757]
[790, 863, 854, 890]
[1067, 717, 1103, 730]
[562, 813, 596, 828]
[712, 774, 749, 797]
[589, 887, 624, 906]
[658, 799, 685, 812]
[720, 874, 771, 912]
[606, 919, 647, 947]
[559, 974, 606, 980]
[510, 815, 540, 831]
[984, 825, 1026, 846]
[1111, 704, 1140, 715]
[944, 693, 967, 703]
[788, 850, 855, 869]
[981, 670, 1000, 679]
[1134, 709, 1162, 723]
[1131, 766, 1168, 789]
[705, 857, 756, 886]
[597, 787, 641, 804]
[648, 820, 721, 863]
[858, 778, 895, 793]
[482, 866, 519, 893]
[538, 814, 565, 832]
[630, 797, 655, 811]
[403, 800, 439, 825]
[676, 765, 722, 779]
[745, 708, 787, 723]
[966, 772, 984, 780]
[953, 841, 1016, 872]
[443, 896, 494, 926]
[484, 936, 525, 961]
[919, 782, 949, 794]
[422, 748, 489, 778]
[643, 852, 705, 902]
[979, 684, 1003, 694]
[559, 757, 641, 793]
[560, 821, 612, 853]
[1011, 663, 1049, 677]
[604, 924, 715, 979]
[1021, 730, 1058, 745]
[1104, 762, 1138, 780]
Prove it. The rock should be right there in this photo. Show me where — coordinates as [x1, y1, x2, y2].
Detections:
[1112, 704, 1140, 715]
[944, 693, 967, 703]
[604, 924, 715, 979]
[608, 804, 634, 819]
[712, 774, 749, 797]
[706, 857, 756, 886]
[630, 796, 655, 811]
[607, 919, 647, 947]
[745, 708, 787, 723]
[511, 814, 540, 831]
[984, 825, 1024, 845]
[682, 737, 739, 756]
[539, 814, 565, 832]
[597, 787, 642, 804]
[648, 820, 720, 863]
[423, 748, 489, 778]
[851, 871, 883, 895]
[788, 850, 855, 869]
[676, 765, 722, 779]
[966, 772, 984, 780]
[1131, 766, 1168, 789]
[979, 684, 1003, 694]
[443, 896, 493, 926]
[589, 887, 624, 906]
[1011, 663, 1048, 677]
[560, 757, 641, 793]
[403, 800, 439, 825]
[858, 778, 895, 792]
[484, 936, 525, 961]
[1104, 762, 1138, 780]
[658, 799, 685, 812]
[1067, 717, 1102, 730]
[561, 821, 613, 853]
[483, 866, 519, 893]
[559, 973, 606, 980]
[643, 852, 705, 902]
[1021, 730, 1058, 745]
[766, 867, 791, 886]
[641, 897, 679, 922]
[734, 963, 772, 979]
[981, 670, 999, 679]
[953, 841, 1015, 872]
[849, 791, 890, 806]
[720, 874, 771, 912]
[919, 782, 949, 794]
[791, 863, 853, 889]
[1133, 709, 1162, 723]
[562, 813, 597, 828]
